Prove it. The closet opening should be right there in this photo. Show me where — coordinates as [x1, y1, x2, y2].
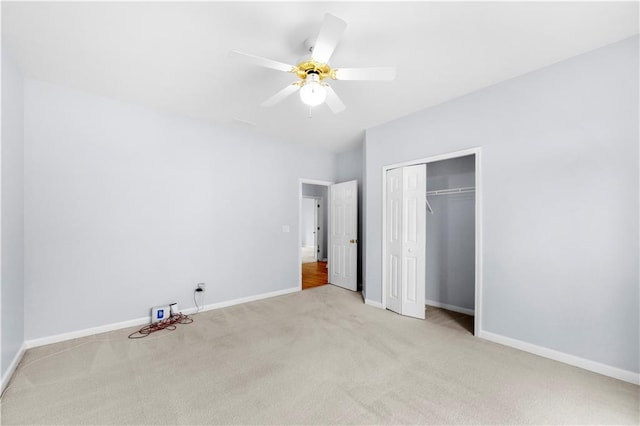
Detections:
[425, 154, 476, 334]
[381, 148, 482, 336]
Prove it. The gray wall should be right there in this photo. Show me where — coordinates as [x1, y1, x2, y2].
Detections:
[1, 47, 25, 379]
[426, 156, 475, 311]
[301, 184, 328, 260]
[23, 79, 335, 340]
[336, 146, 364, 289]
[364, 36, 639, 373]
[336, 148, 363, 184]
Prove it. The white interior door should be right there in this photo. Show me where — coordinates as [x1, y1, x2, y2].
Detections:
[316, 199, 323, 261]
[386, 168, 403, 314]
[385, 164, 426, 319]
[313, 199, 319, 261]
[401, 164, 426, 319]
[329, 180, 358, 291]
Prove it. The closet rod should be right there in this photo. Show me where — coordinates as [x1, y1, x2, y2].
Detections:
[426, 186, 475, 197]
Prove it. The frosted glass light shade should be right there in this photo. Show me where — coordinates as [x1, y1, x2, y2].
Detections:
[299, 74, 326, 106]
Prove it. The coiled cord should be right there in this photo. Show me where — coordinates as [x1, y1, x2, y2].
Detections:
[127, 313, 193, 339]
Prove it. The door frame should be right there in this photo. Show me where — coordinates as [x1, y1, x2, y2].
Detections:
[381, 147, 483, 335]
[299, 179, 333, 291]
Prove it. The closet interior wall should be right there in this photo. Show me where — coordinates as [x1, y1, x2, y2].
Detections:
[426, 155, 475, 313]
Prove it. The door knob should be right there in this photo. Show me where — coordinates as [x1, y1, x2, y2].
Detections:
[350, 239, 358, 244]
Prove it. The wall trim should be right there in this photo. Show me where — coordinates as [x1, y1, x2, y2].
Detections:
[25, 287, 300, 350]
[25, 316, 150, 349]
[426, 299, 475, 316]
[364, 298, 383, 309]
[479, 330, 639, 385]
[1, 342, 26, 394]
[183, 286, 299, 315]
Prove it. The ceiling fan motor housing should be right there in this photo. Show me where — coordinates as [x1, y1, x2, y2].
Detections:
[294, 60, 334, 80]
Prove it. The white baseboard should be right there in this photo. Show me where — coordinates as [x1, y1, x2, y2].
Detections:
[426, 299, 475, 316]
[25, 316, 150, 349]
[25, 286, 300, 350]
[364, 298, 383, 309]
[479, 330, 639, 385]
[1, 342, 26, 393]
[182, 286, 299, 315]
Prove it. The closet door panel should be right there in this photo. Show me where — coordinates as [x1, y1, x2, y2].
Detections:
[400, 164, 426, 319]
[386, 168, 403, 314]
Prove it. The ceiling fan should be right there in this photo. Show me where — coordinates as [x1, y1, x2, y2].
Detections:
[230, 13, 396, 114]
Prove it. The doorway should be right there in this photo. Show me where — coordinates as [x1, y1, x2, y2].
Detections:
[299, 179, 359, 292]
[424, 155, 476, 334]
[381, 148, 482, 335]
[300, 181, 330, 290]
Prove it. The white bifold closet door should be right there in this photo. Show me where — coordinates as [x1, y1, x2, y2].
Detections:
[386, 164, 426, 319]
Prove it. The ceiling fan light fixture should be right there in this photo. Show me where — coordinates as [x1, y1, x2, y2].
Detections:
[299, 72, 326, 106]
[231, 13, 395, 113]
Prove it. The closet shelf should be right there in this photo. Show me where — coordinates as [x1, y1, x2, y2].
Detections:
[427, 186, 475, 197]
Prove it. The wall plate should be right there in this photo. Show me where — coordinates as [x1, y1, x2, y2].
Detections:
[151, 305, 170, 323]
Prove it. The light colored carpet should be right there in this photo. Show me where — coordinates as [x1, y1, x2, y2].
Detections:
[1, 285, 638, 425]
[301, 245, 316, 263]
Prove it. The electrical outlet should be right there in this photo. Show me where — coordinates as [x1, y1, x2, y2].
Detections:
[197, 282, 206, 291]
[151, 305, 170, 323]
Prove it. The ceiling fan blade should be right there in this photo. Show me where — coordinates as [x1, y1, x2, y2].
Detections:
[229, 50, 295, 73]
[333, 67, 396, 81]
[325, 86, 346, 114]
[261, 83, 300, 107]
[311, 13, 347, 64]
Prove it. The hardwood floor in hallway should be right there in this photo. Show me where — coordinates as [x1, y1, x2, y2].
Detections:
[302, 261, 328, 290]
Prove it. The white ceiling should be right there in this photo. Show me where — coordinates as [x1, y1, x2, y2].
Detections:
[3, 1, 638, 153]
